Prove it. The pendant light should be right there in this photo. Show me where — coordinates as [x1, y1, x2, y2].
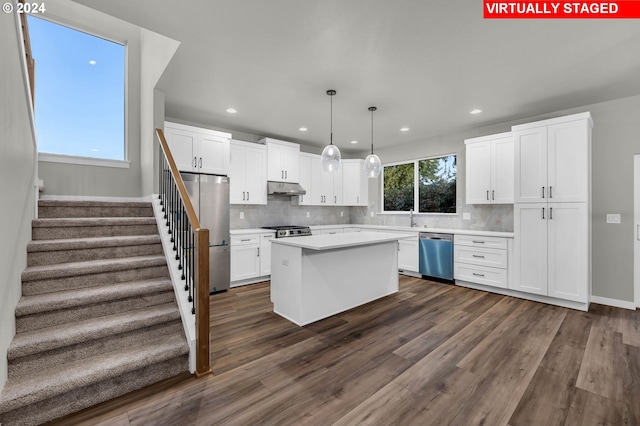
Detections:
[321, 89, 341, 172]
[364, 106, 382, 178]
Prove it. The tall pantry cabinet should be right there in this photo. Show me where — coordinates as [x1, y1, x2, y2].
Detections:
[512, 112, 591, 304]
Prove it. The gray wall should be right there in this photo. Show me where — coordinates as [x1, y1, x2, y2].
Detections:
[0, 11, 37, 391]
[352, 94, 640, 303]
[37, 0, 143, 197]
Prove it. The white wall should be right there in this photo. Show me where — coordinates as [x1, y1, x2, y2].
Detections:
[140, 28, 179, 195]
[0, 11, 37, 391]
[36, 0, 143, 197]
[354, 94, 640, 303]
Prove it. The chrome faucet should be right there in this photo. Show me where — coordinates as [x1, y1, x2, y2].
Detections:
[410, 209, 417, 227]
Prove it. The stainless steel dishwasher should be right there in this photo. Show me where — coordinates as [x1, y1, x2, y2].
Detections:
[418, 232, 454, 281]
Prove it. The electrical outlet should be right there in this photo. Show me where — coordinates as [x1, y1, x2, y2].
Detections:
[463, 212, 471, 220]
[606, 214, 621, 224]
[370, 211, 375, 217]
[306, 211, 310, 218]
[239, 212, 244, 219]
[340, 211, 344, 217]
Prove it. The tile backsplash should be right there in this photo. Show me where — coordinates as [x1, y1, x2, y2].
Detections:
[230, 195, 351, 229]
[231, 195, 513, 232]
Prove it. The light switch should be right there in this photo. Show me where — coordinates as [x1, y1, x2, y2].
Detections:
[306, 211, 310, 218]
[239, 212, 245, 219]
[606, 214, 620, 224]
[341, 211, 344, 217]
[463, 212, 471, 220]
[370, 211, 375, 217]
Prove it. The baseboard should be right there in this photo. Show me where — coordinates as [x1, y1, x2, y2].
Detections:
[590, 295, 637, 310]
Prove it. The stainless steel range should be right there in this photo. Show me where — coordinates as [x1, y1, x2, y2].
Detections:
[262, 225, 312, 238]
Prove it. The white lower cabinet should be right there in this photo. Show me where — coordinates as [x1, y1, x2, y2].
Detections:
[398, 237, 419, 273]
[513, 203, 588, 302]
[454, 235, 509, 289]
[231, 232, 275, 285]
[259, 232, 275, 276]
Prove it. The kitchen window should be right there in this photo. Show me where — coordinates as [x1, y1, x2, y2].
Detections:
[27, 15, 126, 163]
[382, 154, 456, 214]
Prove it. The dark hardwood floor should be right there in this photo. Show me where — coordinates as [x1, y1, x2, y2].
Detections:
[49, 276, 640, 426]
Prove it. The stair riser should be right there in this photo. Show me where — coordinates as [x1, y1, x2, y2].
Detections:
[22, 265, 170, 296]
[9, 321, 185, 380]
[0, 355, 189, 426]
[28, 243, 164, 266]
[33, 224, 160, 240]
[16, 291, 177, 333]
[38, 206, 153, 218]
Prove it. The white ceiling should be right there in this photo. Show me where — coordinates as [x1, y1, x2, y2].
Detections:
[72, 0, 640, 153]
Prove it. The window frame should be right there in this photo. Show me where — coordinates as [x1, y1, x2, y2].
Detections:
[381, 153, 458, 215]
[28, 14, 129, 169]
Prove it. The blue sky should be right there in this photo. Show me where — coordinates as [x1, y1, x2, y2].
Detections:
[27, 15, 125, 161]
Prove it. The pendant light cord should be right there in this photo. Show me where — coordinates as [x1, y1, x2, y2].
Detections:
[369, 106, 377, 155]
[330, 93, 333, 146]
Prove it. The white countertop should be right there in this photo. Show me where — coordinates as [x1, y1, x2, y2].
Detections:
[230, 228, 276, 235]
[231, 225, 513, 238]
[270, 231, 414, 251]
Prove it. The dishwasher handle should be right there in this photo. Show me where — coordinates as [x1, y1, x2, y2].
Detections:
[419, 232, 453, 242]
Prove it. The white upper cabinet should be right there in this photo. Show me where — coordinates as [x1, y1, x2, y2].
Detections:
[342, 159, 369, 206]
[261, 138, 300, 183]
[164, 121, 230, 175]
[513, 113, 591, 203]
[465, 132, 514, 204]
[229, 140, 267, 205]
[298, 153, 314, 205]
[311, 156, 343, 205]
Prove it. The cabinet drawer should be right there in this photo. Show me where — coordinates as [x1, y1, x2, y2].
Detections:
[454, 234, 508, 250]
[231, 234, 260, 245]
[455, 264, 507, 289]
[455, 246, 507, 269]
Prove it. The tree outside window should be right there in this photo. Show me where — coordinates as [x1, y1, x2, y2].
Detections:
[383, 155, 456, 214]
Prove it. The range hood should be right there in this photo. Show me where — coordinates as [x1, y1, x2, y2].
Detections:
[267, 181, 307, 196]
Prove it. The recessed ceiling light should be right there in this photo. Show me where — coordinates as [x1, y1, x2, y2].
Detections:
[470, 109, 482, 114]
[298, 127, 308, 132]
[350, 140, 358, 144]
[89, 60, 96, 65]
[400, 127, 410, 132]
[226, 108, 237, 114]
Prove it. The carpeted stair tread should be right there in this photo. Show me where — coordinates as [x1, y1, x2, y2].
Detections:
[32, 217, 156, 227]
[27, 235, 161, 253]
[0, 333, 188, 414]
[8, 303, 180, 360]
[38, 199, 151, 208]
[21, 255, 167, 282]
[15, 279, 173, 317]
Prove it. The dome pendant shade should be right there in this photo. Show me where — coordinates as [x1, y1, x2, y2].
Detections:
[364, 153, 382, 178]
[321, 89, 341, 172]
[322, 144, 342, 172]
[365, 106, 381, 178]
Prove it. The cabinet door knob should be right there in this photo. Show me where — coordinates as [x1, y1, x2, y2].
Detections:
[243, 191, 245, 201]
[193, 157, 197, 168]
[472, 273, 485, 277]
[549, 186, 553, 198]
[285, 170, 288, 179]
[550, 207, 553, 220]
[492, 190, 495, 200]
[542, 186, 545, 198]
[247, 192, 249, 201]
[542, 207, 545, 219]
[199, 157, 202, 168]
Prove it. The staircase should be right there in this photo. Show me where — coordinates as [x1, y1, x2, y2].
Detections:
[0, 199, 189, 425]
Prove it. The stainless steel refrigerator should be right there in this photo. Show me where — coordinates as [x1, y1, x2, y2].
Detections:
[181, 172, 230, 293]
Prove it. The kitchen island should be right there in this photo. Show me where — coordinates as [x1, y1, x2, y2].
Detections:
[270, 231, 411, 326]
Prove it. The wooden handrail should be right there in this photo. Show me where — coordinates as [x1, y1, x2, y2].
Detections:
[19, 0, 36, 107]
[156, 128, 211, 377]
